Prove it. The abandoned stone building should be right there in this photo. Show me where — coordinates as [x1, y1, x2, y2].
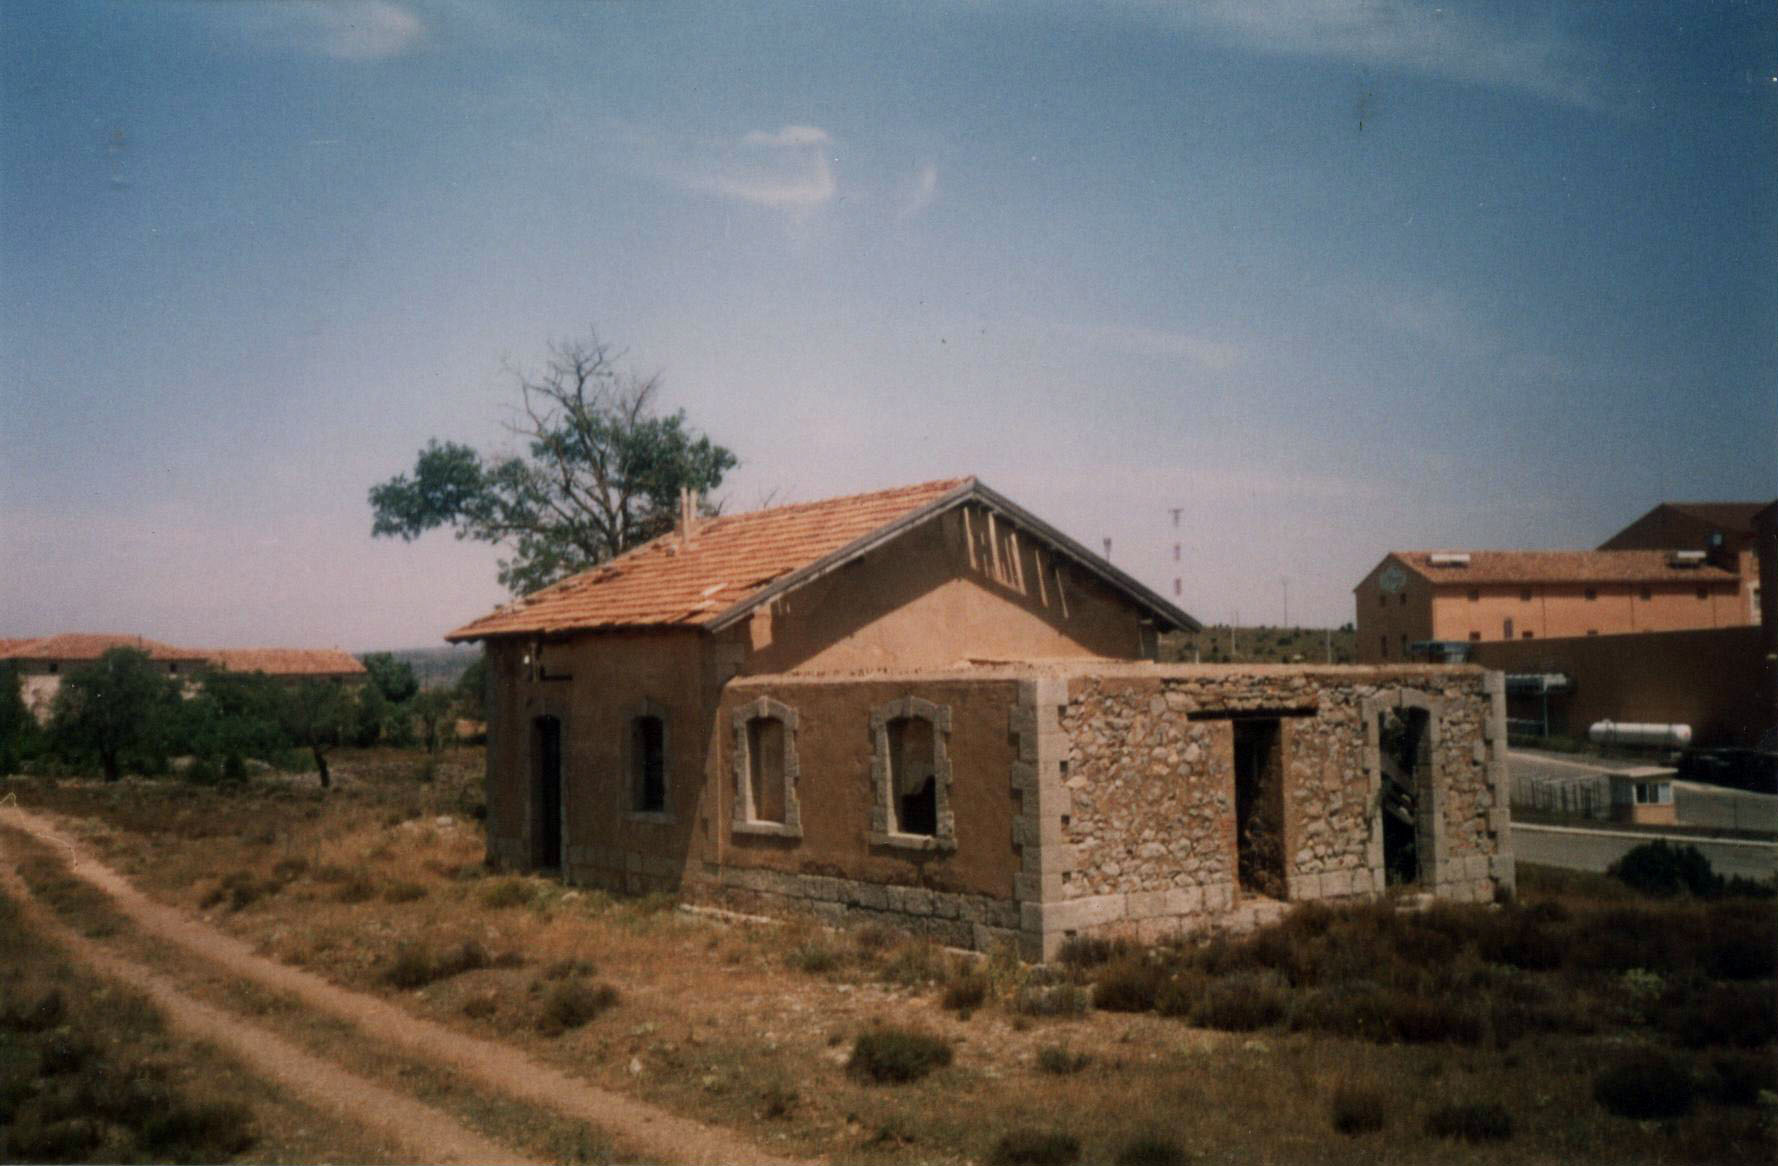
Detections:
[449, 477, 1512, 958]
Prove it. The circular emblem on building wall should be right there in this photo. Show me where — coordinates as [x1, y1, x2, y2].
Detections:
[1378, 564, 1407, 594]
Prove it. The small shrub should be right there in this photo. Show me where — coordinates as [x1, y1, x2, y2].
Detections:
[787, 940, 841, 975]
[1594, 1050, 1696, 1119]
[880, 939, 945, 986]
[1114, 1134, 1191, 1166]
[479, 879, 534, 910]
[1093, 955, 1167, 1013]
[184, 757, 222, 786]
[1191, 972, 1290, 1032]
[1423, 1102, 1512, 1142]
[461, 994, 498, 1020]
[1703, 1051, 1778, 1107]
[543, 957, 597, 980]
[1609, 840, 1722, 899]
[270, 856, 309, 882]
[140, 1099, 256, 1160]
[37, 1032, 94, 1076]
[382, 942, 437, 990]
[1036, 1043, 1091, 1075]
[942, 970, 989, 1013]
[334, 872, 376, 904]
[1056, 935, 1131, 969]
[1387, 993, 1484, 1045]
[852, 922, 900, 955]
[535, 979, 618, 1035]
[989, 1128, 1081, 1166]
[1662, 981, 1778, 1049]
[760, 1082, 798, 1119]
[434, 938, 490, 979]
[1330, 1084, 1388, 1135]
[1013, 981, 1090, 1018]
[847, 1026, 952, 1084]
[383, 880, 427, 904]
[202, 870, 278, 913]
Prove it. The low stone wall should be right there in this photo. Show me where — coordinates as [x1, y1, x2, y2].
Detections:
[690, 863, 1022, 951]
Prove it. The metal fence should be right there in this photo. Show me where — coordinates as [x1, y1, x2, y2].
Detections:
[1512, 770, 1610, 819]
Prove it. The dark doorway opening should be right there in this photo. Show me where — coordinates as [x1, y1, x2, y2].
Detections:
[1378, 707, 1430, 886]
[532, 716, 562, 871]
[1233, 719, 1285, 897]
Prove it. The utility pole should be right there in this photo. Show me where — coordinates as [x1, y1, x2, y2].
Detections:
[1325, 626, 1332, 663]
[1230, 611, 1238, 659]
[1102, 537, 1112, 561]
[1282, 578, 1290, 628]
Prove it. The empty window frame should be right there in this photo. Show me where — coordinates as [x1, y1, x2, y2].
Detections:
[1584, 587, 1598, 601]
[868, 696, 955, 850]
[1520, 588, 1533, 602]
[629, 707, 667, 815]
[730, 696, 802, 837]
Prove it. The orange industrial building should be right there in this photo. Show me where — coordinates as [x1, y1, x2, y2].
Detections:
[1356, 501, 1768, 664]
[1354, 500, 1776, 749]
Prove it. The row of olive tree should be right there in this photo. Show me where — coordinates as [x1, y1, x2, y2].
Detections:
[0, 647, 480, 788]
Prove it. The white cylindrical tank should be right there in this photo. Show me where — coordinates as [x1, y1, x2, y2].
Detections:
[1589, 721, 1693, 748]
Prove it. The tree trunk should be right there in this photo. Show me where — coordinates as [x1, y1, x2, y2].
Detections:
[101, 750, 120, 782]
[313, 747, 331, 789]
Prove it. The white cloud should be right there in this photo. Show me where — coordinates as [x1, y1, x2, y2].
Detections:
[696, 124, 838, 209]
[1136, 0, 1605, 110]
[899, 163, 940, 220]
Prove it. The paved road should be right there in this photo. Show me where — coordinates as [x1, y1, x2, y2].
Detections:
[1512, 824, 1777, 881]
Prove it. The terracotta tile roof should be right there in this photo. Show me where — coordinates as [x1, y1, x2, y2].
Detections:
[449, 478, 974, 640]
[1389, 550, 1740, 586]
[0, 633, 209, 662]
[209, 649, 366, 676]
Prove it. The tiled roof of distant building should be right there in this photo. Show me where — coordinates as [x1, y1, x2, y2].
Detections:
[1384, 550, 1740, 585]
[209, 648, 366, 676]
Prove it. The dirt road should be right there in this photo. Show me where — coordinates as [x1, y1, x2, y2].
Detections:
[0, 805, 811, 1166]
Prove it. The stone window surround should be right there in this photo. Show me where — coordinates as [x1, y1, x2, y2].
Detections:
[730, 695, 803, 838]
[623, 697, 674, 824]
[868, 695, 956, 852]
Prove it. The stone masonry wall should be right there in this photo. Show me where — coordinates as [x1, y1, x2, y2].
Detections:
[672, 664, 1508, 961]
[1029, 665, 1510, 956]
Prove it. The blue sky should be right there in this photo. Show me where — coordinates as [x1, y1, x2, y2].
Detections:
[3, 1, 1774, 649]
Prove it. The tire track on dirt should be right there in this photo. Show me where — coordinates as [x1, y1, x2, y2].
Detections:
[0, 854, 539, 1165]
[1, 806, 811, 1166]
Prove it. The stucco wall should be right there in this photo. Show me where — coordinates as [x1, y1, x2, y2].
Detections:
[483, 631, 721, 891]
[740, 506, 1150, 674]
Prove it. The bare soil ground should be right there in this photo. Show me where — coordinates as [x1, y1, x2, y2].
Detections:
[3, 749, 1773, 1165]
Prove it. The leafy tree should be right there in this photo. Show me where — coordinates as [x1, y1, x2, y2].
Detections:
[179, 670, 288, 766]
[412, 688, 456, 753]
[0, 661, 40, 774]
[454, 650, 490, 721]
[275, 679, 353, 789]
[351, 680, 390, 747]
[360, 652, 419, 704]
[49, 648, 176, 781]
[369, 331, 737, 594]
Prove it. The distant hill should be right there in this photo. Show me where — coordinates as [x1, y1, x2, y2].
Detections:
[1160, 625, 1356, 665]
[363, 644, 484, 690]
